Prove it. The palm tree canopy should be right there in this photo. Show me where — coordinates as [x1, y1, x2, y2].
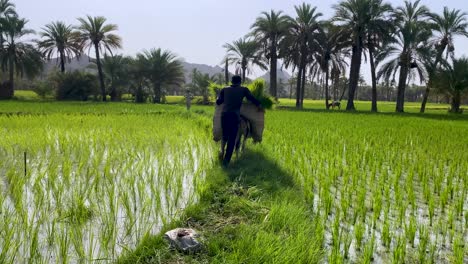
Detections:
[140, 48, 185, 87]
[366, 0, 395, 47]
[2, 16, 34, 43]
[223, 37, 267, 74]
[0, 16, 43, 78]
[101, 54, 131, 86]
[250, 10, 289, 59]
[433, 57, 468, 95]
[0, 0, 16, 18]
[37, 21, 81, 61]
[430, 7, 468, 59]
[281, 3, 323, 70]
[76, 15, 122, 55]
[376, 0, 432, 84]
[332, 0, 371, 44]
[314, 23, 349, 73]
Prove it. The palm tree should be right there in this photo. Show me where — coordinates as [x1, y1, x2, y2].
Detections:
[314, 23, 349, 109]
[251, 10, 289, 99]
[0, 0, 16, 82]
[189, 68, 214, 105]
[366, 0, 394, 112]
[139, 48, 185, 103]
[282, 3, 323, 108]
[333, 0, 371, 111]
[377, 0, 432, 112]
[420, 7, 468, 113]
[223, 37, 267, 83]
[101, 54, 131, 101]
[76, 15, 122, 101]
[0, 16, 43, 99]
[37, 21, 82, 73]
[432, 57, 468, 113]
[129, 55, 150, 103]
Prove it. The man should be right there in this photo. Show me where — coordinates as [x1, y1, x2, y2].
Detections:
[216, 75, 262, 167]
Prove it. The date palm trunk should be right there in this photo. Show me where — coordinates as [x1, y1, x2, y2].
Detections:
[94, 43, 106, 102]
[450, 90, 461, 113]
[369, 43, 378, 112]
[396, 63, 409, 112]
[300, 64, 306, 107]
[224, 59, 229, 84]
[325, 67, 330, 109]
[153, 82, 161, 103]
[420, 47, 445, 113]
[270, 43, 278, 100]
[346, 41, 362, 111]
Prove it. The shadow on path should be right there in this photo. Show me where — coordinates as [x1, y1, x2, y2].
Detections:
[221, 149, 295, 196]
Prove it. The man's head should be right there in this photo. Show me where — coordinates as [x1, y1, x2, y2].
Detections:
[231, 75, 242, 85]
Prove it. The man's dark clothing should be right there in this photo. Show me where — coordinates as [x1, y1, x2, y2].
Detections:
[216, 85, 261, 115]
[216, 85, 261, 165]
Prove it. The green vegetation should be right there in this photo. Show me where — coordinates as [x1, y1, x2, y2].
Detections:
[0, 102, 215, 262]
[0, 0, 467, 262]
[1, 101, 467, 263]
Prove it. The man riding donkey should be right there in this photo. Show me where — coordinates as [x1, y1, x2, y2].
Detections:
[216, 75, 262, 167]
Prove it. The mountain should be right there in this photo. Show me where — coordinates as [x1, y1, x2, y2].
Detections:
[181, 61, 226, 82]
[259, 69, 292, 83]
[42, 56, 229, 83]
[259, 70, 293, 97]
[42, 54, 96, 75]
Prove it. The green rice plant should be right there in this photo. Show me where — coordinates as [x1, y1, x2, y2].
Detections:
[418, 225, 429, 263]
[354, 221, 365, 251]
[361, 232, 376, 264]
[451, 234, 465, 264]
[428, 196, 435, 226]
[405, 215, 417, 247]
[381, 218, 392, 248]
[392, 235, 407, 264]
[342, 231, 352, 260]
[428, 241, 438, 264]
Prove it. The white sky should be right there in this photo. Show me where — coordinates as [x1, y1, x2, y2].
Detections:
[15, 0, 468, 83]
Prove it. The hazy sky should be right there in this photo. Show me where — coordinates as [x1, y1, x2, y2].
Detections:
[14, 0, 468, 81]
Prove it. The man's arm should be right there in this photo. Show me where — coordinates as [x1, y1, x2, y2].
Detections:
[216, 89, 225, 105]
[244, 88, 261, 107]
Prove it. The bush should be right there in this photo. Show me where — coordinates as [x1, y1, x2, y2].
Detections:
[32, 81, 55, 99]
[52, 71, 99, 101]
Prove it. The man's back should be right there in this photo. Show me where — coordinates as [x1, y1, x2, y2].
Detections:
[216, 85, 260, 114]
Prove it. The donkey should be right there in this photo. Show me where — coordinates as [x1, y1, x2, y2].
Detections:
[219, 116, 251, 160]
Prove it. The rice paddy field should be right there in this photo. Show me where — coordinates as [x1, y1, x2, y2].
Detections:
[0, 96, 467, 263]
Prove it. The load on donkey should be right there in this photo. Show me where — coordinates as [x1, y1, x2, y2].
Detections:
[212, 78, 273, 166]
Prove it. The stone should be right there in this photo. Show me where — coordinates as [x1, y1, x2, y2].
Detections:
[163, 228, 202, 254]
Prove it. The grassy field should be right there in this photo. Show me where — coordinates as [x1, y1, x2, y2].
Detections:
[0, 95, 467, 263]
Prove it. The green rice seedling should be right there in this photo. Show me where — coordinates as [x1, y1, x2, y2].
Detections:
[343, 231, 352, 260]
[405, 215, 417, 247]
[451, 234, 465, 264]
[428, 196, 435, 226]
[418, 225, 429, 263]
[428, 241, 438, 264]
[392, 235, 407, 264]
[447, 209, 455, 230]
[355, 221, 365, 251]
[440, 187, 449, 213]
[382, 218, 392, 248]
[361, 232, 376, 264]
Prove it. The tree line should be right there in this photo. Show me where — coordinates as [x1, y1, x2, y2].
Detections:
[0, 0, 467, 112]
[226, 0, 468, 113]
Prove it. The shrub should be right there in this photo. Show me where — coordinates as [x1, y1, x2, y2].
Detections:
[52, 71, 99, 101]
[32, 80, 55, 99]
